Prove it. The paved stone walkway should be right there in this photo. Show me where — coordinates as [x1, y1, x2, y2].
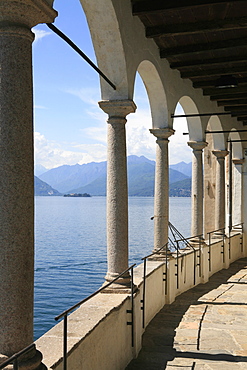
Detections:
[126, 258, 247, 369]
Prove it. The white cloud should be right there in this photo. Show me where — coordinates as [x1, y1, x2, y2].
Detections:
[34, 132, 107, 169]
[80, 105, 156, 161]
[66, 87, 100, 106]
[32, 29, 51, 43]
[34, 91, 191, 170]
[126, 108, 156, 159]
[170, 117, 192, 164]
[81, 126, 107, 144]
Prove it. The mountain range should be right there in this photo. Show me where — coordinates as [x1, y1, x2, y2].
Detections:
[34, 176, 61, 196]
[35, 156, 191, 197]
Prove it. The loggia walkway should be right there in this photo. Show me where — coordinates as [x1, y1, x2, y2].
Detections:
[126, 258, 247, 370]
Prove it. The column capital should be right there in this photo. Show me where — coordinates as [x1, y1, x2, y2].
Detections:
[98, 99, 136, 118]
[232, 158, 245, 165]
[0, 0, 57, 29]
[187, 141, 208, 151]
[150, 128, 175, 140]
[212, 149, 229, 159]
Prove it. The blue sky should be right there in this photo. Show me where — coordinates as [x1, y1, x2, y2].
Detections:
[32, 0, 191, 170]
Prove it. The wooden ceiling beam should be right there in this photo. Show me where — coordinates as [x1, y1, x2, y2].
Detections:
[146, 17, 247, 38]
[193, 77, 247, 89]
[211, 92, 247, 101]
[181, 66, 247, 79]
[160, 37, 247, 58]
[231, 112, 247, 117]
[203, 86, 247, 96]
[132, 0, 240, 15]
[171, 55, 247, 70]
[225, 105, 247, 112]
[193, 80, 218, 88]
[218, 99, 247, 106]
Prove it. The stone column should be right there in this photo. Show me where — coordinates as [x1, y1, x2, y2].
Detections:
[188, 141, 208, 238]
[232, 158, 244, 226]
[0, 0, 57, 363]
[150, 128, 174, 253]
[99, 100, 136, 289]
[212, 150, 229, 230]
[242, 160, 247, 254]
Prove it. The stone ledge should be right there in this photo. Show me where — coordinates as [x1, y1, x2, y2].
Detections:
[35, 261, 164, 369]
[35, 293, 129, 369]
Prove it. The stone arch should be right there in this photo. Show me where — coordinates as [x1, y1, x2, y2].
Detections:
[228, 130, 243, 227]
[228, 129, 242, 159]
[136, 60, 169, 129]
[207, 116, 225, 150]
[176, 96, 203, 141]
[79, 0, 129, 100]
[51, 0, 129, 100]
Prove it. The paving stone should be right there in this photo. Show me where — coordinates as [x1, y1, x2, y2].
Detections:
[126, 258, 247, 369]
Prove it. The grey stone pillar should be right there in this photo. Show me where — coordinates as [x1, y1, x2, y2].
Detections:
[188, 141, 208, 238]
[0, 0, 57, 363]
[99, 100, 136, 289]
[232, 158, 244, 226]
[212, 150, 228, 230]
[150, 128, 174, 253]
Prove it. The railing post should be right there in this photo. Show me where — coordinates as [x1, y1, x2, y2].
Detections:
[141, 243, 169, 329]
[13, 359, 18, 370]
[130, 266, 135, 347]
[63, 315, 68, 370]
[141, 258, 147, 329]
[198, 238, 202, 278]
[127, 266, 135, 347]
[221, 228, 225, 264]
[228, 225, 231, 260]
[164, 245, 168, 295]
[175, 248, 179, 289]
[193, 249, 197, 286]
[241, 223, 244, 253]
[208, 232, 212, 272]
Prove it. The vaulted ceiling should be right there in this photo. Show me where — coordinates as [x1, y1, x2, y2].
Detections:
[132, 0, 247, 124]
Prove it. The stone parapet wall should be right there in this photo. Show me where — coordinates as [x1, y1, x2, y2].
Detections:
[35, 233, 245, 370]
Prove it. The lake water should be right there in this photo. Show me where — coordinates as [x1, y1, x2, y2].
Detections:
[34, 196, 191, 340]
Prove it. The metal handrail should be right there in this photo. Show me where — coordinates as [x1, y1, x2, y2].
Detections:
[228, 222, 244, 258]
[207, 223, 244, 268]
[168, 223, 203, 288]
[207, 227, 226, 238]
[231, 222, 244, 231]
[0, 343, 34, 370]
[207, 227, 225, 271]
[55, 264, 136, 370]
[141, 243, 169, 328]
[169, 222, 196, 251]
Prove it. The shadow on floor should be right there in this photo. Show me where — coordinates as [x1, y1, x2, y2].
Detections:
[126, 258, 247, 370]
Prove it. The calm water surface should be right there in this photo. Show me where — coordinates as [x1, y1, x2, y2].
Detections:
[34, 196, 191, 339]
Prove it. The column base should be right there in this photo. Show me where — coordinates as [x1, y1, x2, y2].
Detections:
[189, 236, 205, 248]
[148, 248, 174, 261]
[0, 345, 46, 370]
[102, 272, 138, 294]
[211, 233, 225, 240]
[0, 355, 8, 367]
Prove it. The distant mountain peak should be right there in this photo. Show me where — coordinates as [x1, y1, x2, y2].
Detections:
[170, 161, 192, 177]
[38, 156, 191, 196]
[34, 164, 48, 177]
[127, 155, 155, 165]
